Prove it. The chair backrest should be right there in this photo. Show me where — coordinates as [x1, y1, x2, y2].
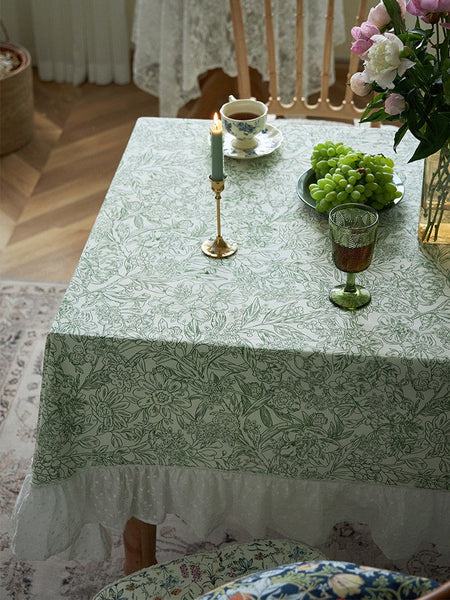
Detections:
[229, 0, 372, 122]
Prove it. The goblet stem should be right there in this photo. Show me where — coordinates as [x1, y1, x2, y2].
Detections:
[344, 272, 357, 293]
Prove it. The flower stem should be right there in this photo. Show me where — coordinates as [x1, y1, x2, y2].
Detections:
[421, 140, 450, 242]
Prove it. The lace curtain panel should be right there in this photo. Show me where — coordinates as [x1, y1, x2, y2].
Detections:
[132, 0, 345, 117]
[1, 0, 131, 85]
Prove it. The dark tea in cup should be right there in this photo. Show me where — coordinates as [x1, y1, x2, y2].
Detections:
[228, 111, 259, 120]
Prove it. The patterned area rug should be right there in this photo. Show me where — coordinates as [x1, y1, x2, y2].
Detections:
[0, 281, 448, 599]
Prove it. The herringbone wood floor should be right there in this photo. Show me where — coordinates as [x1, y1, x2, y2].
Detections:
[0, 64, 352, 283]
[0, 71, 160, 282]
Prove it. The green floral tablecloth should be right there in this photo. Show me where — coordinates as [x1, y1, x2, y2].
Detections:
[13, 118, 450, 561]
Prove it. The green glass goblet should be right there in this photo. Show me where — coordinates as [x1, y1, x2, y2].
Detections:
[329, 203, 379, 310]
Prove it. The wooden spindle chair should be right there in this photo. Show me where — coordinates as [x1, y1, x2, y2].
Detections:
[229, 0, 378, 124]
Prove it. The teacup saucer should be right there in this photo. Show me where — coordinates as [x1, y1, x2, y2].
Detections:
[223, 124, 283, 159]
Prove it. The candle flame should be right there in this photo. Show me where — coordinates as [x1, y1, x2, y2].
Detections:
[212, 112, 222, 133]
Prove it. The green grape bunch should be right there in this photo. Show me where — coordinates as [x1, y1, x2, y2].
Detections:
[309, 141, 402, 213]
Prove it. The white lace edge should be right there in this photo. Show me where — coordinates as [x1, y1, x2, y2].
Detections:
[12, 464, 450, 562]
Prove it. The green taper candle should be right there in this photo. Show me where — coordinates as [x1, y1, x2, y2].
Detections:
[210, 113, 224, 181]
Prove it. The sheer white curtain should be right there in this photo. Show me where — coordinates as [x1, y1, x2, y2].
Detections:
[132, 0, 345, 117]
[1, 0, 131, 85]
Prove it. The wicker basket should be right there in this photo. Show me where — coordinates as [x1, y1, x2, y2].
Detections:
[0, 42, 34, 155]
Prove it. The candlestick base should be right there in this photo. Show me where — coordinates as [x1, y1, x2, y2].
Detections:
[202, 175, 238, 259]
[202, 235, 238, 258]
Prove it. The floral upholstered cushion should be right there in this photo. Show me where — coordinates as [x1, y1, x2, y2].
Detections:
[92, 539, 326, 600]
[196, 560, 439, 600]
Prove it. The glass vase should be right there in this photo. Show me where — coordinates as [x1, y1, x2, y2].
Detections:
[418, 140, 450, 245]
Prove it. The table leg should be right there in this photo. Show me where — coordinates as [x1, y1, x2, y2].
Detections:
[123, 518, 157, 575]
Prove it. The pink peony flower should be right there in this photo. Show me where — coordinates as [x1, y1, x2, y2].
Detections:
[351, 21, 380, 57]
[350, 71, 372, 96]
[406, 0, 450, 27]
[385, 93, 406, 114]
[406, 0, 450, 16]
[368, 0, 407, 28]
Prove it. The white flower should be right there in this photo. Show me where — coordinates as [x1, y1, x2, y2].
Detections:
[363, 33, 414, 89]
[350, 71, 372, 96]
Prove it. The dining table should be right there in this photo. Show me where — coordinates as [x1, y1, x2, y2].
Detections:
[12, 116, 450, 572]
[131, 0, 345, 116]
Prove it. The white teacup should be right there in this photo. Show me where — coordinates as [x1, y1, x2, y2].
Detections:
[220, 96, 268, 150]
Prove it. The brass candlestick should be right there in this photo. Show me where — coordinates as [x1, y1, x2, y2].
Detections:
[202, 176, 238, 258]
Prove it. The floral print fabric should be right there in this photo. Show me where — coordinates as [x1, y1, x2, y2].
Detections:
[197, 561, 439, 600]
[13, 118, 450, 562]
[32, 118, 449, 489]
[92, 539, 326, 600]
